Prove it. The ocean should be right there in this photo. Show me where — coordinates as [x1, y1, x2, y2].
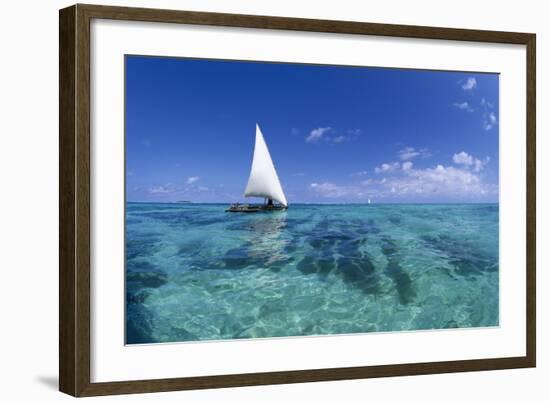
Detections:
[126, 203, 499, 344]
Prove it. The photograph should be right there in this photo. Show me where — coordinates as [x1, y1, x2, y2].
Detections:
[124, 55, 500, 345]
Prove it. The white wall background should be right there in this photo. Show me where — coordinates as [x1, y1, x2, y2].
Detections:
[0, 1, 546, 400]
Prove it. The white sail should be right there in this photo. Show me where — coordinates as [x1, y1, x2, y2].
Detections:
[244, 124, 288, 206]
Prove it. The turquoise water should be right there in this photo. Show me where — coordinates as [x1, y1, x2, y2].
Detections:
[126, 203, 499, 344]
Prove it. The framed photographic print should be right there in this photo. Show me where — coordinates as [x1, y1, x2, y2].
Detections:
[59, 4, 536, 397]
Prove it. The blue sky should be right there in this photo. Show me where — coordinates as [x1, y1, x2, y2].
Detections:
[126, 56, 499, 203]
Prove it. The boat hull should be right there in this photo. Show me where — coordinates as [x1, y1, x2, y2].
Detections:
[225, 204, 288, 213]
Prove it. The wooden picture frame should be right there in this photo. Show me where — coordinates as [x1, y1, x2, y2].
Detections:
[59, 3, 536, 397]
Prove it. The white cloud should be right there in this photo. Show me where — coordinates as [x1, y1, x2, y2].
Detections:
[306, 127, 332, 143]
[454, 96, 498, 131]
[475, 156, 490, 172]
[350, 170, 368, 177]
[452, 151, 489, 172]
[453, 151, 474, 166]
[375, 162, 400, 173]
[479, 96, 497, 131]
[453, 101, 474, 112]
[461, 77, 477, 91]
[149, 184, 174, 194]
[398, 147, 430, 160]
[455, 96, 497, 132]
[398, 147, 420, 160]
[481, 98, 494, 108]
[310, 182, 354, 198]
[483, 111, 497, 131]
[311, 151, 496, 201]
[305, 127, 361, 144]
[381, 164, 493, 197]
[186, 176, 200, 185]
[361, 179, 373, 186]
[473, 159, 484, 173]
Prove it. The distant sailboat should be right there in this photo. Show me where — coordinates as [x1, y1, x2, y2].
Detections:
[367, 198, 372, 204]
[226, 124, 288, 212]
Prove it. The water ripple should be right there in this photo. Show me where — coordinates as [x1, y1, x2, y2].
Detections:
[125, 203, 499, 344]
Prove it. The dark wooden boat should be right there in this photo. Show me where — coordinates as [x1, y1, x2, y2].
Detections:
[226, 202, 288, 213]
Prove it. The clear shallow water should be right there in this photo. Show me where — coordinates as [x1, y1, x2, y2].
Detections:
[126, 203, 499, 344]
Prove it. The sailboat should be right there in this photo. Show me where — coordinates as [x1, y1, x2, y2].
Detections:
[226, 124, 288, 212]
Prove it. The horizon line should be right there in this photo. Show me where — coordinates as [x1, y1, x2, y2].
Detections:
[126, 201, 499, 205]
